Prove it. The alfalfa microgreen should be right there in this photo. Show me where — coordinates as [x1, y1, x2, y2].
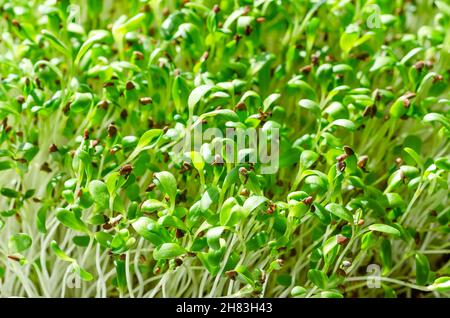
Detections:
[0, 0, 448, 299]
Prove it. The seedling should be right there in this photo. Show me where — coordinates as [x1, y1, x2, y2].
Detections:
[0, 0, 448, 298]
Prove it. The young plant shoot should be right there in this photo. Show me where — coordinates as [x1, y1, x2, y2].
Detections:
[0, 0, 449, 298]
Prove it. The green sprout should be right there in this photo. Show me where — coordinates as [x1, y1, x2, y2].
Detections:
[0, 0, 449, 298]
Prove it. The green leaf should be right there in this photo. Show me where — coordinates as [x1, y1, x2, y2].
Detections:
[56, 209, 90, 234]
[385, 193, 406, 209]
[333, 64, 353, 74]
[206, 226, 225, 250]
[153, 171, 177, 204]
[9, 233, 32, 253]
[0, 161, 14, 171]
[73, 236, 90, 247]
[299, 99, 321, 117]
[222, 166, 240, 193]
[95, 232, 113, 248]
[135, 129, 163, 150]
[370, 56, 395, 72]
[0, 101, 20, 116]
[389, 96, 408, 118]
[428, 277, 450, 292]
[319, 291, 344, 298]
[368, 224, 400, 237]
[423, 113, 450, 131]
[243, 196, 268, 213]
[188, 85, 214, 114]
[300, 150, 319, 170]
[339, 24, 359, 54]
[41, 30, 69, 56]
[189, 151, 205, 172]
[415, 253, 430, 285]
[72, 263, 94, 281]
[197, 109, 239, 124]
[323, 235, 339, 258]
[50, 241, 75, 262]
[263, 93, 281, 112]
[197, 251, 220, 275]
[307, 269, 327, 289]
[223, 7, 247, 29]
[288, 201, 309, 218]
[380, 239, 392, 274]
[399, 165, 420, 178]
[386, 170, 404, 192]
[105, 172, 121, 195]
[70, 93, 93, 113]
[400, 47, 424, 64]
[291, 286, 307, 297]
[141, 199, 166, 213]
[120, 13, 145, 32]
[114, 259, 126, 292]
[220, 197, 238, 225]
[88, 180, 110, 210]
[435, 157, 450, 171]
[235, 265, 255, 287]
[403, 147, 423, 169]
[361, 231, 378, 250]
[131, 217, 170, 246]
[158, 215, 187, 231]
[74, 30, 110, 65]
[112, 13, 145, 44]
[246, 231, 269, 251]
[200, 186, 219, 212]
[153, 243, 185, 260]
[325, 203, 353, 223]
[0, 187, 19, 198]
[435, 0, 450, 15]
[329, 119, 356, 131]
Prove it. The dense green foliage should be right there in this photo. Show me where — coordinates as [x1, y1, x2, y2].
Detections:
[0, 0, 449, 298]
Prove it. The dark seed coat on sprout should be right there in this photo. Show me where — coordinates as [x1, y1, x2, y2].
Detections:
[139, 97, 153, 105]
[337, 235, 348, 245]
[343, 146, 354, 156]
[107, 124, 117, 138]
[49, 144, 58, 153]
[119, 164, 133, 176]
